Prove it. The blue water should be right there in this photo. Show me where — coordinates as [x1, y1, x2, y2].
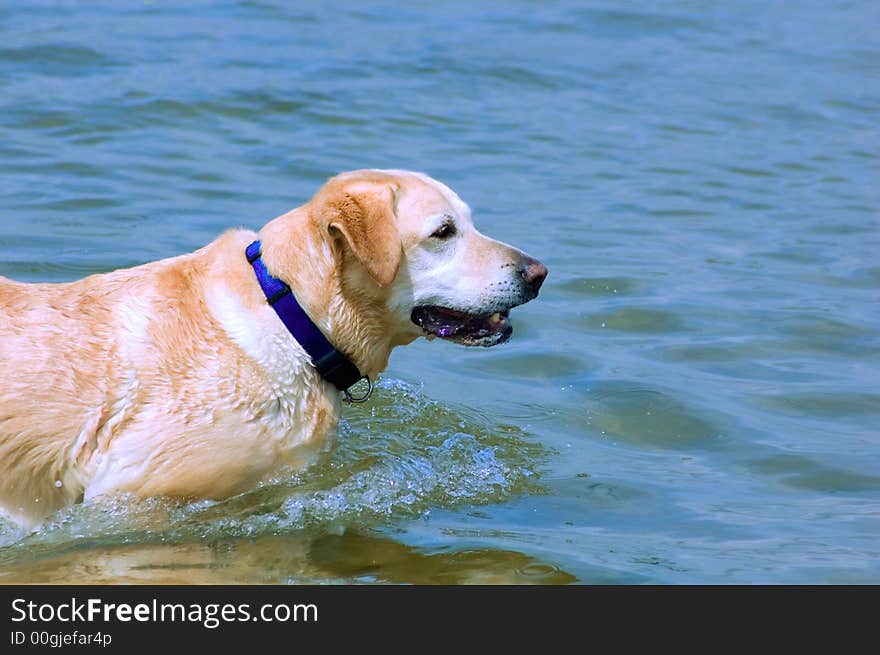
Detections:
[0, 1, 878, 583]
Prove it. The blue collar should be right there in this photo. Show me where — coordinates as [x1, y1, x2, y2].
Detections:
[246, 240, 372, 403]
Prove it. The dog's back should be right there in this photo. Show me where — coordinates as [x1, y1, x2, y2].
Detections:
[0, 271, 136, 524]
[0, 229, 343, 528]
[0, 245, 250, 525]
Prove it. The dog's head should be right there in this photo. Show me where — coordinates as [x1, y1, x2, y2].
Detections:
[307, 169, 547, 348]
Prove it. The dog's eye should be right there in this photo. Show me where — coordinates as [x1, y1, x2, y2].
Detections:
[431, 222, 456, 240]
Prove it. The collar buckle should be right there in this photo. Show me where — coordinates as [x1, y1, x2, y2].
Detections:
[343, 376, 374, 404]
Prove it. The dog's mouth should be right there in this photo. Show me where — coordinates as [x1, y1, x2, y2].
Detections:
[410, 306, 513, 347]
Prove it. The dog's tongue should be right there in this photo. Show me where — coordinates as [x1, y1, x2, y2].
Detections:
[411, 306, 509, 340]
[416, 308, 469, 337]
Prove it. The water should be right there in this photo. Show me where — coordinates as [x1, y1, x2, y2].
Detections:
[0, 0, 878, 583]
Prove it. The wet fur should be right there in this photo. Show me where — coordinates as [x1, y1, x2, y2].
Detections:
[0, 169, 543, 527]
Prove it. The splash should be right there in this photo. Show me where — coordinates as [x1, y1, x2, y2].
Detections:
[0, 379, 546, 564]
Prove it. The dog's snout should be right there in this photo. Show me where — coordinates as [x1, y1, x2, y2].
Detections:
[519, 257, 548, 294]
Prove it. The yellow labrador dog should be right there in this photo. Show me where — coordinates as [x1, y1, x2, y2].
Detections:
[0, 169, 547, 528]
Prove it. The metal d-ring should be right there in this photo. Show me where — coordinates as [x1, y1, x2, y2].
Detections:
[343, 376, 374, 404]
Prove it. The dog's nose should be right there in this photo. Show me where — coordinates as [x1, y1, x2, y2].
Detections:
[519, 256, 548, 293]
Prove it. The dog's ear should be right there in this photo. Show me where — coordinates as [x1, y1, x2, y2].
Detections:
[325, 183, 402, 287]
